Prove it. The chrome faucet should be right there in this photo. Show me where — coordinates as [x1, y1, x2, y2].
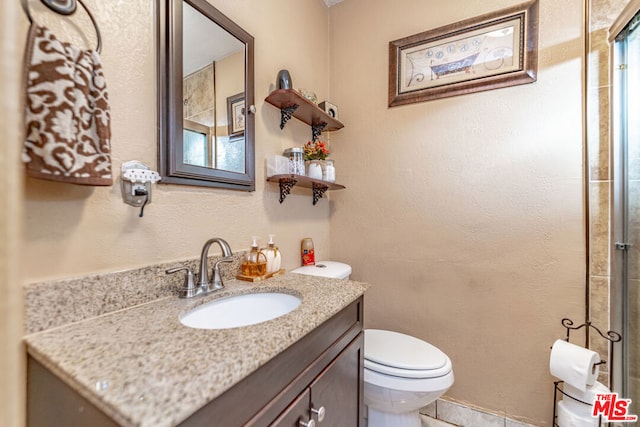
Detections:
[198, 237, 234, 292]
[166, 237, 234, 298]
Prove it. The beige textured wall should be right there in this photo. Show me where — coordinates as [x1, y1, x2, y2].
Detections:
[216, 50, 244, 136]
[329, 0, 585, 423]
[21, 0, 333, 283]
[1, 2, 26, 426]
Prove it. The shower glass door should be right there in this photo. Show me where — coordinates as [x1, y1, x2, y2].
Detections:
[612, 9, 640, 415]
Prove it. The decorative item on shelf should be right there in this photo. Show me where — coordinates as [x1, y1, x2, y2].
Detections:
[303, 140, 329, 180]
[323, 159, 336, 182]
[303, 140, 330, 161]
[306, 160, 323, 180]
[299, 88, 318, 104]
[283, 147, 305, 175]
[276, 69, 293, 89]
[266, 155, 289, 177]
[318, 101, 338, 119]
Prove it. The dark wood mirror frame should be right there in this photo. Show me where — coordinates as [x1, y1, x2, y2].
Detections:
[157, 0, 255, 190]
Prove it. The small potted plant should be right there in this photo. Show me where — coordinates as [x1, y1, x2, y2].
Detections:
[303, 141, 329, 180]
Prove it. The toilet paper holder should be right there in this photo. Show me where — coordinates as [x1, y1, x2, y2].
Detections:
[559, 318, 622, 345]
[552, 318, 622, 426]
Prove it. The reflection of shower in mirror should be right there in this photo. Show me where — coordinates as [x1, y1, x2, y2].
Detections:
[158, 0, 255, 190]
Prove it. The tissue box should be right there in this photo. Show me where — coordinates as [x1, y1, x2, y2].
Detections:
[266, 155, 289, 177]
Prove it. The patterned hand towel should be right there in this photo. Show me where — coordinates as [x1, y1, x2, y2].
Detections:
[23, 23, 112, 186]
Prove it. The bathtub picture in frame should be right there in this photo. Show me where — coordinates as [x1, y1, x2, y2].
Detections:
[389, 0, 538, 107]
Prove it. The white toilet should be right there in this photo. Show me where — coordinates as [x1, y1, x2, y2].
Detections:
[291, 261, 454, 427]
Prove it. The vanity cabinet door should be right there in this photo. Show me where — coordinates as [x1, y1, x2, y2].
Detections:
[270, 388, 312, 427]
[309, 332, 364, 426]
[270, 332, 364, 427]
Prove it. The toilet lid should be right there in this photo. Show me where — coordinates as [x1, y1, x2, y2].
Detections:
[291, 261, 352, 279]
[364, 329, 451, 379]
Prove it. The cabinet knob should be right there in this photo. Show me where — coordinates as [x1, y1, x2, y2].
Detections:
[299, 419, 315, 427]
[311, 406, 326, 422]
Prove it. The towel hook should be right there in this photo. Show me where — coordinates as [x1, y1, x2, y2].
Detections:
[21, 0, 102, 53]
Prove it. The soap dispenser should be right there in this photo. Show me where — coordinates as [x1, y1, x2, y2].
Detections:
[263, 234, 282, 274]
[241, 236, 267, 277]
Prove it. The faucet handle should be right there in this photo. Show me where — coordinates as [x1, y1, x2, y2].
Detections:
[208, 256, 235, 291]
[166, 266, 199, 298]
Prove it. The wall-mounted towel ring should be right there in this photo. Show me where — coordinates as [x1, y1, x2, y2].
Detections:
[21, 0, 102, 53]
[40, 0, 77, 15]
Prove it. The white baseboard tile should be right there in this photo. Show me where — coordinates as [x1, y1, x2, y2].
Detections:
[420, 398, 538, 427]
[421, 401, 436, 417]
[420, 413, 457, 427]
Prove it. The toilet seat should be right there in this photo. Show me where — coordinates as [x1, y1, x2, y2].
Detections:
[365, 358, 452, 379]
[364, 329, 452, 379]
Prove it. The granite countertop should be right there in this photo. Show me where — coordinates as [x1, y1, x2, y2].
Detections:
[24, 273, 368, 427]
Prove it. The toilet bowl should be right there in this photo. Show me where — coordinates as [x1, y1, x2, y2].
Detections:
[364, 329, 454, 427]
[291, 261, 454, 427]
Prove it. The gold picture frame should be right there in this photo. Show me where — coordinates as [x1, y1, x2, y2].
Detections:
[389, 0, 538, 107]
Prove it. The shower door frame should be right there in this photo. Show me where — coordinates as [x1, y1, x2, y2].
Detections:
[610, 0, 640, 406]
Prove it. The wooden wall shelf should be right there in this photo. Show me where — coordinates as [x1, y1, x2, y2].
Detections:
[267, 174, 345, 205]
[265, 89, 344, 141]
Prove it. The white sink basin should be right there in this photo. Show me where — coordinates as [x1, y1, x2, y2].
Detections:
[179, 292, 302, 330]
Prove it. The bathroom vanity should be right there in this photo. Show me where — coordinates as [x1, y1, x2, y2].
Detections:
[24, 274, 367, 426]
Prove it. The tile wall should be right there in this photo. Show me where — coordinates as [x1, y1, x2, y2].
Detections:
[587, 0, 630, 384]
[183, 63, 216, 126]
[588, 0, 640, 411]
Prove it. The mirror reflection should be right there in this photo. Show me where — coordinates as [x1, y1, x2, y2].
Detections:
[158, 0, 254, 190]
[182, 2, 245, 173]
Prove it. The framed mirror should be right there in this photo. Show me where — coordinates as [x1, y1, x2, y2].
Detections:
[158, 0, 255, 190]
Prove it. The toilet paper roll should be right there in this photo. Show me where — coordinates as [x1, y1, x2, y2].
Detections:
[557, 400, 598, 427]
[550, 339, 600, 392]
[563, 381, 610, 405]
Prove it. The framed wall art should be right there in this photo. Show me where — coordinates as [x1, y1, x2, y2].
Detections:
[227, 92, 245, 137]
[389, 0, 538, 107]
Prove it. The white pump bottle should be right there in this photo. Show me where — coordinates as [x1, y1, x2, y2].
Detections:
[264, 234, 282, 274]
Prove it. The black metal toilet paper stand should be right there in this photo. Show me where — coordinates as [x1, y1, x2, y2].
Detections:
[552, 318, 622, 426]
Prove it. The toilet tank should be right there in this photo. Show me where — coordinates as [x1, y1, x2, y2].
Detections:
[291, 261, 352, 280]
